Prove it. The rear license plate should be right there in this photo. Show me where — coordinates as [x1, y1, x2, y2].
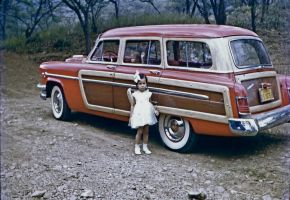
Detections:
[259, 88, 274, 103]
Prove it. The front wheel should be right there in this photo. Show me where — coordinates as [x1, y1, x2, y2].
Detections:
[158, 114, 198, 153]
[51, 85, 71, 121]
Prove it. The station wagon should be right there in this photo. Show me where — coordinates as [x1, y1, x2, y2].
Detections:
[37, 24, 290, 152]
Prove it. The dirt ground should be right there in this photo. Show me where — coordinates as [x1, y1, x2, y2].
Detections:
[1, 48, 290, 200]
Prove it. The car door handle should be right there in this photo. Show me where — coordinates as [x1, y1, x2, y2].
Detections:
[149, 70, 161, 75]
[106, 65, 116, 70]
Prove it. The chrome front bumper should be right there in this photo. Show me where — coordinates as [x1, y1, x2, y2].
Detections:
[229, 105, 290, 136]
[37, 84, 47, 100]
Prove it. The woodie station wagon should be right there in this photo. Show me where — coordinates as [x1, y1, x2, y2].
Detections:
[37, 24, 290, 152]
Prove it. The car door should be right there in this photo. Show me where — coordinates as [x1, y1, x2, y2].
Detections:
[113, 38, 163, 116]
[160, 38, 232, 122]
[79, 39, 120, 113]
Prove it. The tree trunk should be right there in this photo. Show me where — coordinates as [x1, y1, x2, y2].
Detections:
[0, 0, 10, 41]
[250, 0, 257, 32]
[149, 1, 160, 14]
[83, 14, 91, 55]
[186, 0, 190, 15]
[91, 8, 97, 33]
[260, 0, 269, 24]
[114, 2, 119, 20]
[190, 0, 198, 17]
[197, 0, 210, 24]
[210, 0, 226, 25]
[217, 0, 226, 25]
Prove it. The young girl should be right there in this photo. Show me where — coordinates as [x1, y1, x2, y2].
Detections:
[128, 71, 158, 155]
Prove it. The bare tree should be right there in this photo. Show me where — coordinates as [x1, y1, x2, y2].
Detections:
[190, 0, 199, 17]
[249, 0, 257, 32]
[186, 0, 191, 14]
[139, 0, 160, 14]
[209, 0, 227, 24]
[62, 0, 106, 54]
[0, 0, 11, 41]
[260, 0, 271, 23]
[7, 0, 61, 41]
[196, 0, 210, 24]
[91, 1, 108, 33]
[108, 0, 120, 20]
[185, 0, 198, 17]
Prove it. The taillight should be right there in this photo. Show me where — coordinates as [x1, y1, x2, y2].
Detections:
[236, 96, 250, 116]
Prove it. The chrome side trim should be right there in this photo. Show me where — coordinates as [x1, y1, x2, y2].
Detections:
[45, 72, 79, 80]
[78, 70, 232, 123]
[82, 78, 133, 88]
[150, 87, 209, 100]
[82, 78, 209, 100]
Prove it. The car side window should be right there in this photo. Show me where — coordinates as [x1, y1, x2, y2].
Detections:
[91, 40, 119, 62]
[166, 40, 212, 68]
[123, 40, 161, 65]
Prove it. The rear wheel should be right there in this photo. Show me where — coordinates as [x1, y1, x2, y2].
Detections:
[158, 114, 198, 153]
[51, 85, 71, 121]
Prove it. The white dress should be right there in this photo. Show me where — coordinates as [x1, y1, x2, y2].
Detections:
[130, 90, 157, 129]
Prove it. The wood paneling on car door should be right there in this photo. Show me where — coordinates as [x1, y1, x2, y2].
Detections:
[79, 70, 114, 111]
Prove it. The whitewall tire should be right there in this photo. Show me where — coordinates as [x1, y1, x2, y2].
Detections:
[51, 85, 71, 120]
[159, 114, 198, 152]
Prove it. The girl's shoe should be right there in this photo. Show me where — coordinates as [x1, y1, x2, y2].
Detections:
[135, 144, 141, 155]
[142, 144, 152, 154]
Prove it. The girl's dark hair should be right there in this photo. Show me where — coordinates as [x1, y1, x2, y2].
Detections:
[135, 73, 148, 88]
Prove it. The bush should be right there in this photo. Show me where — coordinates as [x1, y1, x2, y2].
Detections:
[228, 4, 287, 31]
[4, 36, 26, 53]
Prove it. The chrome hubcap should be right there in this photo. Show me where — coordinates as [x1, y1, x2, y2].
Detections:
[53, 90, 63, 114]
[163, 116, 186, 142]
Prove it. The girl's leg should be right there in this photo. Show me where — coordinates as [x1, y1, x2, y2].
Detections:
[142, 125, 151, 154]
[135, 127, 143, 155]
[142, 125, 149, 144]
[135, 127, 143, 144]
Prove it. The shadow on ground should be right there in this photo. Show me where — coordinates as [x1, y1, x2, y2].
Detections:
[54, 111, 288, 159]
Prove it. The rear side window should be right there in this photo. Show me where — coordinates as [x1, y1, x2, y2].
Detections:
[166, 41, 212, 68]
[123, 40, 161, 65]
[91, 40, 119, 62]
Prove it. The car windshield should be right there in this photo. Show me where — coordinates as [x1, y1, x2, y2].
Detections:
[230, 39, 271, 68]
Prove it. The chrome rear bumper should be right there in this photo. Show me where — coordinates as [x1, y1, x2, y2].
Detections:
[37, 84, 47, 100]
[229, 105, 290, 136]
